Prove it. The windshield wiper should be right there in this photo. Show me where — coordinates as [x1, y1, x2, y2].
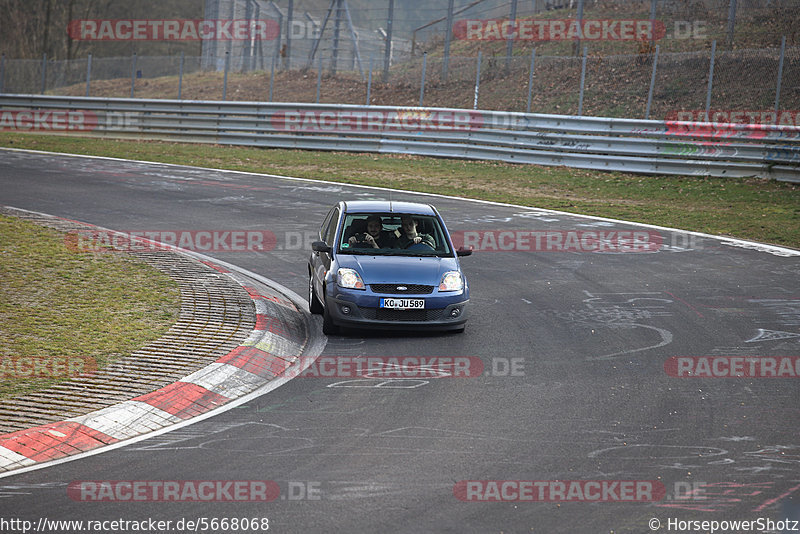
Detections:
[394, 251, 445, 257]
[338, 249, 392, 255]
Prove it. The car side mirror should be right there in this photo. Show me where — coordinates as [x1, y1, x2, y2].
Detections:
[456, 247, 473, 257]
[312, 241, 332, 253]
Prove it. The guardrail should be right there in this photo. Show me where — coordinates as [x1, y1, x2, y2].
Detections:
[1, 94, 799, 183]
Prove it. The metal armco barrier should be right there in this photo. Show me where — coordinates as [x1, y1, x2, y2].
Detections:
[1, 94, 799, 183]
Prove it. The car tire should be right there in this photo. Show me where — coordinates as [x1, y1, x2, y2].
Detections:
[308, 271, 323, 315]
[320, 284, 339, 335]
[322, 300, 339, 335]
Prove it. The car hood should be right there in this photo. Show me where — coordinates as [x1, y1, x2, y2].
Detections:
[337, 254, 459, 285]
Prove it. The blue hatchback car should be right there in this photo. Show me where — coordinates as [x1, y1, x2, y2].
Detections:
[308, 201, 472, 334]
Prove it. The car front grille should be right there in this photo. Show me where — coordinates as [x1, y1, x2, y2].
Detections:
[358, 307, 446, 322]
[370, 284, 434, 294]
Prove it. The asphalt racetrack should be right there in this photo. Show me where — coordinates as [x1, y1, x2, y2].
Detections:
[1, 149, 799, 533]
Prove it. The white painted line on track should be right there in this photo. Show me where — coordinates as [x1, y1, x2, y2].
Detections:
[2, 146, 798, 257]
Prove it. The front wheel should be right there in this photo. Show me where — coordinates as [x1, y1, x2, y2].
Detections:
[308, 272, 323, 314]
[322, 300, 339, 335]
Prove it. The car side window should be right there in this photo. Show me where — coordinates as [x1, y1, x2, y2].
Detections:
[320, 208, 335, 241]
[324, 208, 340, 246]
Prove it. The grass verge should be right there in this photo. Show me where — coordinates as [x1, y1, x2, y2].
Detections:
[0, 214, 181, 399]
[0, 132, 798, 249]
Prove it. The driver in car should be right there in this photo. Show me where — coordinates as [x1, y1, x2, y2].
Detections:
[397, 215, 435, 249]
[348, 214, 396, 249]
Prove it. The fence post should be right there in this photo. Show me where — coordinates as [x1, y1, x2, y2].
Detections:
[650, 0, 657, 46]
[473, 50, 482, 110]
[253, 2, 263, 71]
[726, 0, 738, 47]
[578, 46, 587, 116]
[645, 44, 659, 120]
[41, 53, 47, 95]
[705, 40, 716, 119]
[332, 0, 341, 75]
[383, 0, 394, 82]
[129, 53, 136, 98]
[223, 51, 230, 101]
[243, 0, 253, 73]
[178, 51, 184, 100]
[85, 54, 92, 97]
[419, 52, 427, 106]
[366, 56, 373, 105]
[574, 0, 584, 56]
[269, 54, 276, 102]
[774, 35, 786, 124]
[285, 0, 293, 69]
[316, 53, 322, 103]
[342, 0, 363, 79]
[273, 10, 283, 71]
[526, 48, 536, 113]
[506, 0, 517, 70]
[442, 0, 454, 82]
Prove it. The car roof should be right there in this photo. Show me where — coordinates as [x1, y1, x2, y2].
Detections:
[342, 200, 436, 216]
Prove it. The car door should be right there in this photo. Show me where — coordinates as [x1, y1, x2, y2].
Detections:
[311, 206, 340, 300]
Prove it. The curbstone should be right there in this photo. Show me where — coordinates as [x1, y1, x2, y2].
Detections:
[0, 207, 314, 474]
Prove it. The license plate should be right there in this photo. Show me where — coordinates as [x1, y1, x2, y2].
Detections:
[380, 298, 425, 310]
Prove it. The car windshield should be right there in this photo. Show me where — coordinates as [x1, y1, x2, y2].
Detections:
[337, 213, 452, 257]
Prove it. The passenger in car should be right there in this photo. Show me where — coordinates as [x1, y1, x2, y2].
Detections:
[348, 214, 397, 249]
[396, 215, 435, 249]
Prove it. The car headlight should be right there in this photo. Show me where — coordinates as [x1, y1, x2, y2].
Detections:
[337, 268, 365, 290]
[439, 271, 463, 292]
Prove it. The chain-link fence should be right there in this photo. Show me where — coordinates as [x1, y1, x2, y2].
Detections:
[199, 1, 400, 76]
[5, 0, 798, 75]
[2, 43, 798, 122]
[409, 0, 800, 57]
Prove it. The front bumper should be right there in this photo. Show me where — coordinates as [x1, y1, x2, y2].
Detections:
[326, 288, 468, 331]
